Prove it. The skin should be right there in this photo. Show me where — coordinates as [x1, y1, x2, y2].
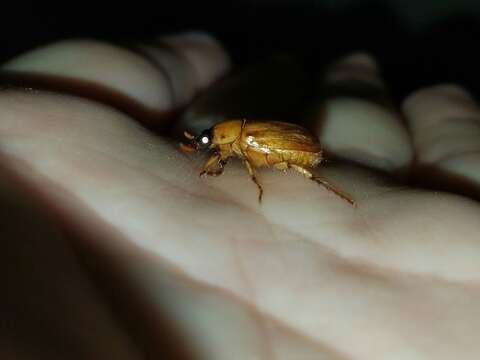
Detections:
[1, 35, 480, 360]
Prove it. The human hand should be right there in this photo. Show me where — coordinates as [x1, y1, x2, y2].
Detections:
[1, 34, 479, 359]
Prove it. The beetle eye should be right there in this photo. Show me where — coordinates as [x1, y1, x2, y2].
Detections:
[196, 129, 211, 149]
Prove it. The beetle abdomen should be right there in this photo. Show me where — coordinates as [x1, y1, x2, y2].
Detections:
[275, 149, 322, 168]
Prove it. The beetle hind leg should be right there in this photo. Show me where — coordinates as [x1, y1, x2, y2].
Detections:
[289, 164, 356, 206]
[243, 160, 263, 203]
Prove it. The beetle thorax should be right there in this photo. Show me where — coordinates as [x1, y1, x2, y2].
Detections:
[212, 120, 243, 145]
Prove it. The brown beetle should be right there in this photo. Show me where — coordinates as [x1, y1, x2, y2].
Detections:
[180, 119, 355, 205]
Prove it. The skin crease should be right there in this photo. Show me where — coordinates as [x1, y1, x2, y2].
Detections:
[1, 37, 480, 360]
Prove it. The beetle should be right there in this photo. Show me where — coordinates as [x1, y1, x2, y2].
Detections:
[180, 119, 355, 205]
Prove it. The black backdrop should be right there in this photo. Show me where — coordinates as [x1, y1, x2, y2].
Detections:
[1, 0, 480, 101]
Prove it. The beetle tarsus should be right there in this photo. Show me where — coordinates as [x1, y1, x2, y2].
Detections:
[204, 168, 225, 177]
[255, 177, 264, 203]
[312, 176, 356, 206]
[289, 164, 355, 206]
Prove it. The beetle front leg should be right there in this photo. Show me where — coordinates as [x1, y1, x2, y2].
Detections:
[199, 154, 226, 177]
[205, 159, 227, 177]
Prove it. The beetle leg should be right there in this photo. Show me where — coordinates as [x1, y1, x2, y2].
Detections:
[206, 159, 227, 177]
[289, 164, 356, 206]
[199, 154, 227, 177]
[243, 160, 263, 203]
[199, 153, 220, 177]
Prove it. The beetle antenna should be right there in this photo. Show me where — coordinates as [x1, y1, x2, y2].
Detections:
[179, 142, 196, 152]
[184, 131, 195, 140]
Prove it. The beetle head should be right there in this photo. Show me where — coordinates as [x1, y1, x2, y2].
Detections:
[180, 129, 212, 152]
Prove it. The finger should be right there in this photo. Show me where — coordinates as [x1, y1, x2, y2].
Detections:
[172, 55, 309, 138]
[309, 53, 414, 174]
[137, 31, 231, 108]
[403, 84, 480, 199]
[1, 32, 230, 129]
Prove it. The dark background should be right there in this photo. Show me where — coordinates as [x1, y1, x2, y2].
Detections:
[1, 0, 480, 101]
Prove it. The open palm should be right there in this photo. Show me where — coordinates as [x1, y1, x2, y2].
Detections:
[1, 34, 480, 360]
